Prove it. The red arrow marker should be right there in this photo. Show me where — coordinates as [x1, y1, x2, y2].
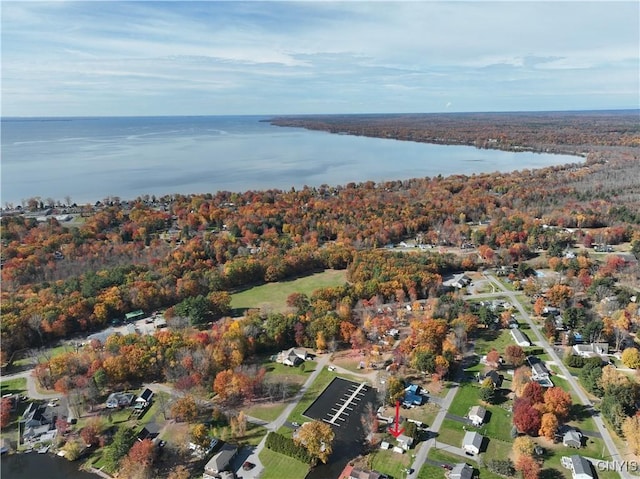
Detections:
[388, 400, 405, 438]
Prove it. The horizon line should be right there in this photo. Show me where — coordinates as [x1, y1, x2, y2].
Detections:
[2, 108, 639, 120]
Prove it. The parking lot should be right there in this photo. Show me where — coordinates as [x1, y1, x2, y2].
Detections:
[303, 377, 374, 428]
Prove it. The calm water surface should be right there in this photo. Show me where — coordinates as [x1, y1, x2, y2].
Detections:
[1, 453, 96, 479]
[1, 116, 579, 205]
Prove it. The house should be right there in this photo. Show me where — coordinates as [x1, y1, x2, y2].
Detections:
[564, 455, 596, 479]
[105, 392, 135, 409]
[511, 329, 531, 347]
[277, 348, 308, 367]
[563, 429, 583, 448]
[468, 406, 487, 427]
[21, 403, 53, 441]
[462, 431, 484, 455]
[22, 403, 49, 428]
[135, 388, 154, 409]
[572, 343, 609, 358]
[443, 273, 472, 289]
[203, 443, 238, 479]
[531, 363, 549, 381]
[403, 384, 424, 406]
[450, 463, 474, 479]
[483, 370, 503, 389]
[396, 434, 414, 451]
[339, 465, 388, 479]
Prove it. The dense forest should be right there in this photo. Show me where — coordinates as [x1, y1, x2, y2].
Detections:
[1, 112, 639, 364]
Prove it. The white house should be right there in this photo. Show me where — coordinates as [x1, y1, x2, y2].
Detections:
[396, 434, 414, 451]
[462, 431, 484, 455]
[572, 343, 608, 358]
[468, 405, 487, 427]
[565, 455, 595, 479]
[563, 429, 583, 448]
[277, 348, 308, 367]
[511, 329, 531, 347]
[443, 274, 472, 289]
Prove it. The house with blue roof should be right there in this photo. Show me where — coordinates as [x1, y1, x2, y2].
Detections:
[403, 384, 424, 406]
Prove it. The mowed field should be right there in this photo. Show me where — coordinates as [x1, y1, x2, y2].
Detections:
[230, 269, 347, 313]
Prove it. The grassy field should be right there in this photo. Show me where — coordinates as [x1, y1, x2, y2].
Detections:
[436, 418, 466, 447]
[369, 448, 413, 478]
[447, 383, 479, 417]
[417, 462, 446, 479]
[259, 448, 309, 479]
[244, 402, 288, 422]
[0, 377, 27, 395]
[230, 269, 347, 314]
[472, 329, 517, 356]
[428, 448, 503, 479]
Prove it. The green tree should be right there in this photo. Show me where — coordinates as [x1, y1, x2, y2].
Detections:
[104, 426, 135, 471]
[387, 376, 406, 405]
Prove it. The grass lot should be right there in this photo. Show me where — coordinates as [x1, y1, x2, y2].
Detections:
[481, 405, 513, 443]
[428, 448, 503, 479]
[245, 402, 288, 422]
[380, 403, 440, 429]
[483, 438, 512, 462]
[369, 449, 413, 478]
[0, 377, 27, 395]
[417, 462, 446, 479]
[447, 383, 479, 418]
[436, 419, 466, 447]
[230, 270, 347, 314]
[259, 448, 309, 479]
[472, 329, 516, 356]
[264, 360, 318, 378]
[237, 422, 268, 447]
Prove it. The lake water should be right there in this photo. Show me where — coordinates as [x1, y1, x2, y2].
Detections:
[1, 453, 96, 479]
[1, 116, 579, 206]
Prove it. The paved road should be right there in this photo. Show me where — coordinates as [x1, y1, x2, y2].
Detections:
[0, 368, 62, 400]
[407, 377, 460, 479]
[481, 274, 633, 479]
[237, 353, 331, 479]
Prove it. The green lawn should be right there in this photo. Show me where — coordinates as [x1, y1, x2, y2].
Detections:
[259, 448, 309, 479]
[0, 377, 27, 395]
[264, 360, 318, 377]
[436, 419, 466, 447]
[428, 447, 504, 479]
[230, 270, 347, 313]
[472, 329, 516, 356]
[417, 462, 446, 479]
[245, 402, 288, 422]
[236, 422, 268, 447]
[483, 438, 512, 462]
[369, 449, 412, 478]
[447, 383, 479, 417]
[481, 404, 513, 443]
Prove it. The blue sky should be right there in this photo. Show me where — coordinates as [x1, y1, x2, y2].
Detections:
[2, 1, 638, 116]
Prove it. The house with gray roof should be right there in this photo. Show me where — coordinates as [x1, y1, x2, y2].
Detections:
[511, 329, 531, 347]
[468, 406, 487, 427]
[450, 463, 474, 479]
[462, 431, 484, 455]
[563, 429, 583, 448]
[203, 443, 238, 479]
[567, 455, 595, 479]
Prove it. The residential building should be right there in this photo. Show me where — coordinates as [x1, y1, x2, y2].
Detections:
[203, 443, 238, 479]
[511, 329, 531, 347]
[468, 406, 487, 427]
[483, 370, 503, 388]
[564, 455, 596, 479]
[443, 274, 472, 289]
[276, 348, 308, 367]
[450, 463, 474, 479]
[563, 429, 583, 449]
[403, 384, 424, 406]
[462, 431, 484, 455]
[135, 388, 154, 409]
[105, 392, 135, 409]
[339, 465, 388, 479]
[396, 434, 414, 451]
[572, 343, 609, 358]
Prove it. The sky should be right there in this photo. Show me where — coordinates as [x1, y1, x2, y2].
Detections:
[1, 1, 639, 116]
